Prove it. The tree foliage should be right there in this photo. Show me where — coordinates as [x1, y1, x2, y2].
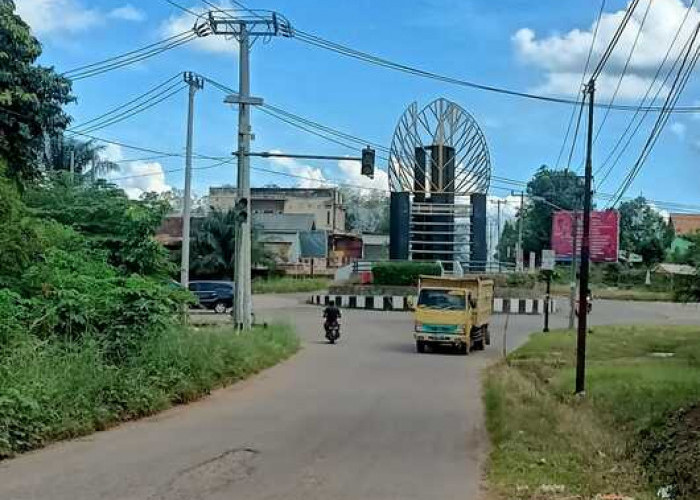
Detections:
[23, 174, 173, 277]
[618, 196, 674, 266]
[498, 166, 584, 260]
[190, 208, 273, 279]
[341, 188, 389, 234]
[0, 1, 74, 183]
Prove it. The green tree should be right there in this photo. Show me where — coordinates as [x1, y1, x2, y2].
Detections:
[190, 209, 272, 279]
[499, 166, 585, 260]
[521, 166, 585, 256]
[341, 188, 389, 233]
[23, 175, 172, 276]
[46, 136, 118, 178]
[618, 196, 674, 266]
[0, 1, 74, 183]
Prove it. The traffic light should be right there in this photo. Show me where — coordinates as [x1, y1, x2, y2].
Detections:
[236, 197, 248, 223]
[361, 146, 375, 179]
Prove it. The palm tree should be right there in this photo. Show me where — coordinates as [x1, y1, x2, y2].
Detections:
[190, 209, 274, 279]
[48, 136, 118, 179]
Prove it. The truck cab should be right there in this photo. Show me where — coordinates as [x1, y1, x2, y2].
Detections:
[413, 276, 493, 354]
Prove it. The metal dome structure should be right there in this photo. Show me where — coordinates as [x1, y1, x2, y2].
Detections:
[387, 98, 491, 270]
[388, 98, 491, 196]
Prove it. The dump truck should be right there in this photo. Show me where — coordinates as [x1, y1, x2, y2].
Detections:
[413, 275, 494, 354]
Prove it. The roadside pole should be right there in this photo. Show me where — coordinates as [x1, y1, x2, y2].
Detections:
[568, 210, 579, 330]
[497, 200, 502, 272]
[517, 191, 524, 272]
[576, 80, 595, 395]
[180, 72, 204, 288]
[541, 249, 555, 333]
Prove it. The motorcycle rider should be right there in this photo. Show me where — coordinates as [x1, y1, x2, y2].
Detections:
[323, 300, 341, 336]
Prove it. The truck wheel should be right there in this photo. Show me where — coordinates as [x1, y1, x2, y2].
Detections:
[416, 341, 426, 353]
[458, 343, 469, 355]
[214, 301, 227, 314]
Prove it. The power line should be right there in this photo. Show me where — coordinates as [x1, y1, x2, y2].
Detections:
[596, 0, 697, 187]
[609, 23, 700, 206]
[71, 74, 183, 130]
[591, 0, 652, 152]
[590, 0, 641, 80]
[556, 0, 606, 169]
[163, 0, 201, 16]
[66, 34, 197, 81]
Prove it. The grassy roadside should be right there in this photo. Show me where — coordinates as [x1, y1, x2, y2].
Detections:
[0, 324, 299, 459]
[484, 325, 700, 499]
[252, 277, 330, 294]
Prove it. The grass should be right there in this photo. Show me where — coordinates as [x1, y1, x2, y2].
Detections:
[0, 324, 299, 459]
[252, 277, 330, 294]
[485, 324, 700, 500]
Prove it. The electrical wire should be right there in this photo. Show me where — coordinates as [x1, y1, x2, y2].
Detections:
[162, 0, 201, 17]
[71, 76, 186, 134]
[609, 23, 700, 206]
[555, 0, 606, 169]
[595, 0, 697, 187]
[592, 0, 653, 149]
[66, 33, 197, 81]
[590, 0, 641, 80]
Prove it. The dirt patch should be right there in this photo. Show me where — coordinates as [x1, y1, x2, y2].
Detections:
[639, 404, 700, 499]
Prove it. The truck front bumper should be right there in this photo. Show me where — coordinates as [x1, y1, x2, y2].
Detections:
[414, 334, 467, 346]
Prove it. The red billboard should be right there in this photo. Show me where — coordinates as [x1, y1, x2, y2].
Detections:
[551, 210, 619, 262]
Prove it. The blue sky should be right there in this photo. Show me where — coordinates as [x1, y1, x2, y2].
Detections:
[15, 0, 700, 209]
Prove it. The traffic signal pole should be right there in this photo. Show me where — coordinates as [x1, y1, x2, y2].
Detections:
[576, 80, 595, 395]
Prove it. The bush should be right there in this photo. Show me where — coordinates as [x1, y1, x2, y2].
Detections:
[0, 324, 298, 458]
[371, 262, 441, 286]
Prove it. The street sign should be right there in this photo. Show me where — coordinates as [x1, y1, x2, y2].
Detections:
[542, 249, 555, 271]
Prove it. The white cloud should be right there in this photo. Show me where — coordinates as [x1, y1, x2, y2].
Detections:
[670, 121, 687, 139]
[160, 2, 238, 54]
[337, 159, 390, 193]
[15, 0, 101, 35]
[263, 150, 390, 193]
[100, 144, 172, 199]
[512, 0, 700, 99]
[15, 1, 146, 36]
[109, 4, 146, 22]
[266, 151, 331, 189]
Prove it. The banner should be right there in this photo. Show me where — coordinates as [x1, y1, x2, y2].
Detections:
[551, 210, 619, 262]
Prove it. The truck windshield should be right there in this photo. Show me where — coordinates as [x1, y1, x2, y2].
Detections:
[417, 289, 466, 310]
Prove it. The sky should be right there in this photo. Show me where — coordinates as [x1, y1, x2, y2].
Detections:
[13, 0, 700, 212]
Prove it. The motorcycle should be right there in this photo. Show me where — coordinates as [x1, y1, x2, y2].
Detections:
[324, 321, 340, 344]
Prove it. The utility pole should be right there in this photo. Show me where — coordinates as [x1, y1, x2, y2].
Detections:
[576, 80, 595, 395]
[515, 191, 525, 272]
[497, 200, 503, 272]
[568, 209, 579, 330]
[69, 150, 75, 179]
[180, 72, 204, 288]
[197, 10, 293, 330]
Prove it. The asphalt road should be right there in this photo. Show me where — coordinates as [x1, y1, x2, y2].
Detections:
[1, 296, 698, 500]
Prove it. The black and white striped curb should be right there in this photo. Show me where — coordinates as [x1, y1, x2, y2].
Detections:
[309, 295, 556, 315]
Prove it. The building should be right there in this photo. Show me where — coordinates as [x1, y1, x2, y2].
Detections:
[253, 213, 317, 265]
[362, 233, 390, 260]
[208, 186, 346, 233]
[670, 213, 700, 236]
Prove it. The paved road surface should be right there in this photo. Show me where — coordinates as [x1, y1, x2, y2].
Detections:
[1, 297, 698, 500]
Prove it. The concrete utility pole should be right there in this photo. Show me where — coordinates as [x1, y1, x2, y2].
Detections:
[497, 199, 503, 272]
[568, 209, 579, 330]
[512, 191, 525, 272]
[576, 80, 595, 395]
[180, 72, 204, 288]
[234, 24, 253, 330]
[197, 10, 293, 330]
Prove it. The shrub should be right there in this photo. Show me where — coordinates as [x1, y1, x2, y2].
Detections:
[371, 262, 441, 286]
